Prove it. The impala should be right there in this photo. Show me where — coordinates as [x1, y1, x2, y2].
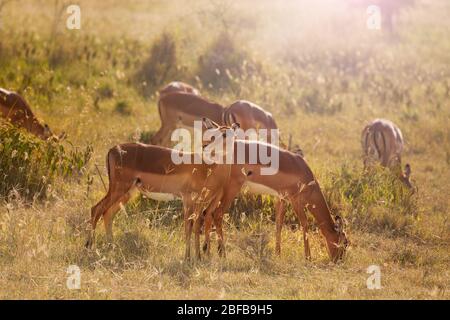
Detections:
[151, 92, 280, 147]
[85, 118, 238, 261]
[223, 100, 278, 137]
[201, 140, 349, 263]
[361, 118, 413, 189]
[159, 81, 200, 98]
[0, 88, 63, 140]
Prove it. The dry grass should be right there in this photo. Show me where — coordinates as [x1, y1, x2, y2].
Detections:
[0, 0, 448, 299]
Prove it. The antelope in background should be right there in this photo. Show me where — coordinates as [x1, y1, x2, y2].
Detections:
[86, 118, 239, 261]
[0, 88, 63, 140]
[151, 85, 281, 147]
[201, 140, 349, 263]
[362, 118, 413, 189]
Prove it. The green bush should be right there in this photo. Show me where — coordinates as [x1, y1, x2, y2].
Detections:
[198, 32, 256, 92]
[136, 32, 179, 97]
[0, 123, 92, 200]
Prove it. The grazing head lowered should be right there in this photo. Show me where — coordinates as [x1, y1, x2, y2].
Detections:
[200, 141, 349, 262]
[0, 88, 65, 141]
[152, 94, 281, 148]
[328, 215, 350, 262]
[362, 118, 414, 190]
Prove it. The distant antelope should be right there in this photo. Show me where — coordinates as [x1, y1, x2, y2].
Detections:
[0, 88, 64, 140]
[361, 119, 412, 189]
[86, 118, 239, 261]
[158, 81, 200, 98]
[151, 92, 281, 147]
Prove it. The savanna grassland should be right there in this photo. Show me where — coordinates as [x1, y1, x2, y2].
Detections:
[0, 0, 449, 299]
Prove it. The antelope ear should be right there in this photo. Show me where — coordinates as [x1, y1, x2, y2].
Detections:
[231, 122, 240, 130]
[202, 117, 219, 130]
[404, 163, 411, 178]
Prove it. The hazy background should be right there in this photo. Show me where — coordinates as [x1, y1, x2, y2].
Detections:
[0, 0, 448, 299]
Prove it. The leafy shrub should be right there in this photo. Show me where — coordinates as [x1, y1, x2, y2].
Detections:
[136, 32, 179, 97]
[324, 164, 418, 235]
[198, 32, 256, 92]
[0, 123, 92, 200]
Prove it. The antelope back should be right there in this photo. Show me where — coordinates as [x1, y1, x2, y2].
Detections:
[224, 100, 277, 131]
[158, 92, 224, 126]
[159, 81, 200, 98]
[362, 119, 404, 167]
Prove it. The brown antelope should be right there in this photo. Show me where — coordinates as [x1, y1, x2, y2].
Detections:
[158, 81, 200, 98]
[151, 93, 281, 147]
[0, 88, 63, 140]
[201, 140, 349, 263]
[86, 118, 239, 261]
[361, 118, 413, 189]
[223, 100, 278, 135]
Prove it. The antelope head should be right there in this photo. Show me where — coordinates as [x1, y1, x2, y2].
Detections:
[202, 117, 239, 164]
[43, 123, 67, 142]
[399, 163, 412, 189]
[329, 215, 349, 262]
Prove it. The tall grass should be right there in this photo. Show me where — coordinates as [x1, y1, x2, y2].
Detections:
[324, 164, 418, 236]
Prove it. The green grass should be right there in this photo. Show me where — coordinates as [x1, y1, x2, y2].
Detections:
[0, 0, 448, 299]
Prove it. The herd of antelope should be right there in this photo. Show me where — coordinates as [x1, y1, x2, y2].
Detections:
[0, 82, 415, 263]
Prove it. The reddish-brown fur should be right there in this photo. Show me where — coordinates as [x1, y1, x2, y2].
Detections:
[202, 140, 349, 263]
[0, 88, 55, 140]
[86, 119, 234, 261]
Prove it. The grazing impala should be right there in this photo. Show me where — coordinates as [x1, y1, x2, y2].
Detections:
[159, 81, 200, 98]
[151, 93, 223, 146]
[151, 92, 280, 147]
[223, 100, 278, 135]
[0, 88, 62, 140]
[361, 119, 413, 189]
[86, 118, 238, 261]
[201, 140, 349, 263]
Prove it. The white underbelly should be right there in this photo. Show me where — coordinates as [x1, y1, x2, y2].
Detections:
[243, 181, 279, 196]
[144, 192, 179, 201]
